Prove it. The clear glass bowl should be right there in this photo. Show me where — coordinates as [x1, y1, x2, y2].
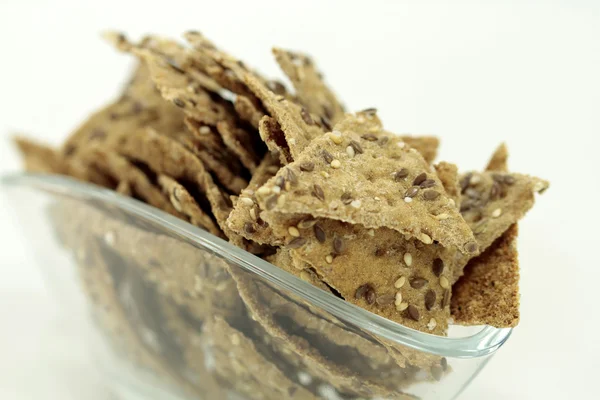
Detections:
[1, 173, 512, 400]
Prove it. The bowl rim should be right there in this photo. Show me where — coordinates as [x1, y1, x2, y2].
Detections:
[1, 172, 512, 358]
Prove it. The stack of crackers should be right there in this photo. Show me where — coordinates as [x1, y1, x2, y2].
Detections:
[14, 31, 548, 399]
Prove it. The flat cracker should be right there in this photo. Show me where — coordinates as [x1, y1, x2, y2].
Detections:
[202, 317, 316, 400]
[272, 48, 345, 125]
[157, 174, 222, 237]
[401, 135, 439, 164]
[435, 161, 461, 207]
[265, 248, 332, 293]
[227, 153, 281, 244]
[254, 125, 478, 252]
[216, 119, 262, 172]
[258, 115, 293, 164]
[485, 142, 508, 172]
[453, 170, 548, 282]
[235, 95, 266, 129]
[75, 145, 183, 217]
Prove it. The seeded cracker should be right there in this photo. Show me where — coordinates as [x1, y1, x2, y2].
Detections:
[451, 144, 521, 327]
[75, 145, 184, 217]
[202, 317, 316, 400]
[401, 136, 439, 164]
[235, 95, 266, 128]
[272, 48, 345, 125]
[157, 174, 222, 237]
[265, 248, 333, 293]
[434, 161, 461, 207]
[227, 153, 281, 244]
[229, 270, 414, 398]
[255, 120, 477, 252]
[259, 116, 293, 164]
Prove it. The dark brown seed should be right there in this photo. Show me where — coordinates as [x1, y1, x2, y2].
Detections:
[419, 179, 436, 188]
[441, 357, 448, 371]
[275, 176, 286, 189]
[424, 290, 436, 311]
[376, 293, 395, 306]
[243, 222, 256, 234]
[312, 184, 325, 201]
[266, 80, 286, 95]
[355, 284, 370, 299]
[394, 168, 409, 181]
[442, 289, 450, 308]
[322, 150, 334, 164]
[333, 237, 345, 255]
[374, 248, 386, 257]
[365, 287, 376, 305]
[407, 305, 420, 321]
[432, 258, 444, 277]
[173, 98, 185, 108]
[431, 365, 443, 381]
[265, 195, 278, 210]
[301, 108, 314, 125]
[288, 237, 307, 248]
[410, 278, 428, 289]
[379, 136, 389, 146]
[423, 190, 440, 201]
[256, 217, 268, 227]
[404, 186, 420, 198]
[299, 161, 315, 172]
[361, 133, 378, 141]
[341, 192, 354, 205]
[413, 172, 427, 186]
[286, 168, 298, 185]
[465, 241, 479, 253]
[349, 140, 364, 154]
[313, 224, 326, 243]
[297, 218, 317, 229]
[320, 116, 332, 131]
[89, 129, 106, 140]
[460, 173, 472, 193]
[109, 112, 119, 120]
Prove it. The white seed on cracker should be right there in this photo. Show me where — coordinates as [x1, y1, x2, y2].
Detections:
[394, 291, 403, 306]
[421, 233, 433, 244]
[330, 130, 343, 144]
[257, 186, 271, 196]
[440, 276, 450, 289]
[367, 229, 375, 237]
[394, 276, 406, 288]
[404, 197, 413, 203]
[104, 231, 116, 246]
[272, 186, 281, 194]
[403, 252, 413, 267]
[435, 213, 450, 220]
[199, 126, 211, 135]
[397, 141, 406, 149]
[396, 302, 409, 311]
[325, 254, 333, 264]
[427, 318, 437, 331]
[350, 199, 362, 209]
[470, 174, 481, 185]
[231, 334, 240, 346]
[346, 145, 355, 158]
[491, 208, 502, 218]
[288, 226, 300, 237]
[249, 208, 257, 221]
[240, 197, 254, 206]
[330, 159, 341, 169]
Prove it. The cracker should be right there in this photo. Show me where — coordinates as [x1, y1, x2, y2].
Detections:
[258, 116, 293, 164]
[401, 135, 439, 164]
[157, 174, 222, 237]
[434, 161, 461, 207]
[75, 145, 183, 217]
[227, 153, 281, 244]
[453, 170, 548, 282]
[116, 180, 133, 195]
[451, 224, 520, 327]
[235, 94, 266, 129]
[230, 270, 414, 398]
[272, 48, 345, 125]
[216, 119, 262, 172]
[265, 248, 332, 293]
[254, 124, 478, 253]
[202, 317, 316, 400]
[485, 142, 508, 172]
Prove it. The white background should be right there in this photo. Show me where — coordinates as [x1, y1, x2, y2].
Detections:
[1, 1, 599, 399]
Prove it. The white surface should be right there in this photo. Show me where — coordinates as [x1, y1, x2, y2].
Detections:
[0, 1, 598, 399]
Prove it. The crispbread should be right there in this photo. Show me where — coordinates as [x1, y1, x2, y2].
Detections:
[435, 161, 461, 207]
[258, 115, 293, 164]
[235, 94, 266, 129]
[272, 48, 345, 125]
[400, 136, 439, 164]
[157, 174, 222, 237]
[265, 248, 332, 293]
[254, 126, 477, 252]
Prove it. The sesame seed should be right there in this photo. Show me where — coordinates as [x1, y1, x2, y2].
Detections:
[350, 199, 362, 208]
[491, 208, 502, 218]
[427, 318, 437, 331]
[403, 253, 413, 267]
[394, 276, 406, 288]
[440, 276, 450, 289]
[421, 233, 433, 244]
[299, 161, 315, 171]
[257, 186, 271, 196]
[470, 174, 481, 185]
[231, 334, 240, 345]
[448, 198, 456, 207]
[104, 231, 115, 246]
[199, 126, 210, 134]
[394, 291, 403, 306]
[320, 171, 330, 178]
[435, 213, 450, 220]
[330, 159, 341, 168]
[325, 255, 333, 264]
[249, 208, 257, 221]
[442, 289, 450, 308]
[396, 302, 409, 312]
[288, 226, 300, 237]
[404, 197, 413, 203]
[367, 229, 375, 237]
[300, 271, 313, 282]
[330, 130, 343, 144]
[397, 141, 406, 149]
[346, 145, 355, 158]
[240, 197, 254, 206]
[272, 186, 282, 194]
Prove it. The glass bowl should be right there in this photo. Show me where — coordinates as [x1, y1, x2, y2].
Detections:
[1, 173, 512, 400]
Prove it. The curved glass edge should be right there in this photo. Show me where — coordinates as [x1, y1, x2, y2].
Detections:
[1, 172, 512, 358]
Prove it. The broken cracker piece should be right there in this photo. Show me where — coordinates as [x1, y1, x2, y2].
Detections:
[400, 136, 439, 164]
[435, 161, 461, 208]
[255, 126, 477, 253]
